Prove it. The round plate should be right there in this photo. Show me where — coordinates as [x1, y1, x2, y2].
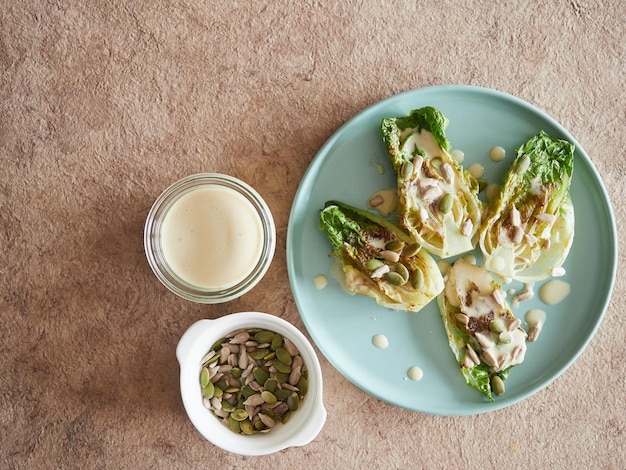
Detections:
[286, 85, 616, 415]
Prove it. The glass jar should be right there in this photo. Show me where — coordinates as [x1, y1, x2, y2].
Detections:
[144, 173, 276, 303]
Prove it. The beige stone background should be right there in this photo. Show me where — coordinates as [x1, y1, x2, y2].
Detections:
[1, 1, 625, 468]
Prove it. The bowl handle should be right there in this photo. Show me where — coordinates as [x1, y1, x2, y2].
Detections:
[291, 396, 327, 448]
[176, 319, 213, 364]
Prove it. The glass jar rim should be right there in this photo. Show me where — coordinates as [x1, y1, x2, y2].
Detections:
[144, 173, 276, 303]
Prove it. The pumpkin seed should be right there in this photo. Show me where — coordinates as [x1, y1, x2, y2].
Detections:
[264, 378, 277, 393]
[411, 268, 424, 290]
[439, 193, 453, 214]
[201, 381, 215, 399]
[401, 161, 414, 179]
[385, 240, 405, 252]
[254, 330, 275, 344]
[395, 263, 410, 283]
[252, 367, 270, 385]
[249, 348, 269, 360]
[383, 271, 406, 286]
[491, 375, 506, 396]
[274, 371, 289, 384]
[489, 319, 505, 334]
[261, 391, 277, 405]
[270, 333, 283, 351]
[274, 389, 292, 401]
[200, 367, 210, 388]
[402, 243, 421, 258]
[228, 416, 241, 433]
[240, 419, 255, 435]
[232, 409, 248, 421]
[296, 376, 308, 396]
[287, 392, 299, 411]
[242, 384, 255, 399]
[364, 258, 384, 271]
[275, 347, 293, 366]
[210, 337, 228, 351]
[274, 359, 292, 374]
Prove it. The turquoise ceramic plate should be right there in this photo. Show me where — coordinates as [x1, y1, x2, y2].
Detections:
[286, 85, 616, 415]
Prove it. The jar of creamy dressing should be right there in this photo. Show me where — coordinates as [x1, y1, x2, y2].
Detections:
[144, 174, 276, 303]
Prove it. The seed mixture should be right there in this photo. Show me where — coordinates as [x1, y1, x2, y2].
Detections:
[200, 328, 308, 435]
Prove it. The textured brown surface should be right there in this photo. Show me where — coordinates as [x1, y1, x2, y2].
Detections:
[1, 1, 625, 468]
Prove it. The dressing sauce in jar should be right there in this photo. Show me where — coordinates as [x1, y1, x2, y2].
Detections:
[161, 186, 264, 289]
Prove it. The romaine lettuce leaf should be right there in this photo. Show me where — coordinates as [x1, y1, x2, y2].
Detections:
[319, 201, 443, 312]
[479, 131, 575, 281]
[381, 107, 483, 258]
[437, 259, 527, 401]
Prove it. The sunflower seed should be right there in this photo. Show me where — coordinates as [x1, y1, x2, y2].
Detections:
[440, 162, 455, 185]
[527, 323, 543, 342]
[461, 219, 473, 237]
[413, 155, 424, 174]
[466, 344, 480, 365]
[551, 266, 566, 277]
[380, 250, 401, 262]
[289, 366, 302, 386]
[258, 412, 276, 428]
[510, 206, 521, 227]
[536, 213, 556, 223]
[243, 394, 265, 407]
[482, 350, 499, 368]
[370, 264, 390, 279]
[510, 226, 525, 244]
[508, 319, 522, 331]
[422, 185, 443, 203]
[369, 194, 384, 207]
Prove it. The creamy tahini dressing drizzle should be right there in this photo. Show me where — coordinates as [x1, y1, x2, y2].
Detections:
[451, 149, 465, 163]
[161, 186, 263, 289]
[468, 163, 484, 179]
[489, 146, 506, 162]
[372, 334, 389, 349]
[401, 128, 441, 159]
[368, 188, 398, 217]
[313, 275, 328, 290]
[540, 279, 571, 305]
[407, 366, 424, 381]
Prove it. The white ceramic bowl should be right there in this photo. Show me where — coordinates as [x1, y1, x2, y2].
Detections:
[176, 312, 326, 455]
